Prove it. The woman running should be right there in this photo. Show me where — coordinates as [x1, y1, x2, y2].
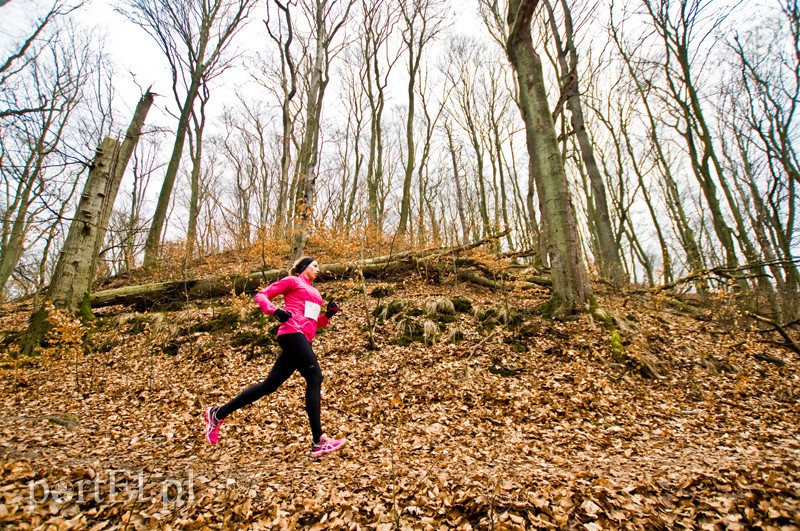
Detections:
[204, 257, 346, 458]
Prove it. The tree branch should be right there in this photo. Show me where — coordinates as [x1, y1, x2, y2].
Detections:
[745, 311, 800, 355]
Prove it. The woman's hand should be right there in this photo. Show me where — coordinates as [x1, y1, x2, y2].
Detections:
[325, 301, 339, 318]
[274, 308, 292, 323]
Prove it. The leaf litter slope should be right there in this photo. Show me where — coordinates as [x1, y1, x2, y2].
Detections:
[0, 280, 798, 529]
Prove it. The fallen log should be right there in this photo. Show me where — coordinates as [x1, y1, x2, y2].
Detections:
[90, 232, 515, 309]
[90, 268, 282, 308]
[456, 270, 503, 289]
[89, 261, 413, 309]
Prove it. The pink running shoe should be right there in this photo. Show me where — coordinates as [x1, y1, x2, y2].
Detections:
[204, 406, 224, 445]
[310, 435, 346, 458]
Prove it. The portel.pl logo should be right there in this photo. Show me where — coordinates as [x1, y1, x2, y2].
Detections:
[28, 469, 195, 511]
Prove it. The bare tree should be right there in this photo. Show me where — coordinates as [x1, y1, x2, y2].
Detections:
[215, 96, 276, 247]
[263, 0, 300, 235]
[442, 35, 492, 238]
[361, 0, 402, 230]
[725, 2, 800, 317]
[190, 142, 226, 256]
[413, 63, 447, 245]
[103, 131, 164, 276]
[0, 0, 82, 120]
[396, 0, 448, 239]
[640, 0, 750, 280]
[443, 117, 471, 244]
[609, 6, 705, 289]
[185, 81, 210, 260]
[544, 0, 626, 283]
[332, 47, 367, 230]
[489, 0, 592, 316]
[118, 0, 257, 266]
[483, 54, 516, 249]
[288, 0, 355, 259]
[0, 22, 100, 296]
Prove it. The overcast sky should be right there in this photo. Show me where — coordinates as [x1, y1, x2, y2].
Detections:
[2, 0, 489, 135]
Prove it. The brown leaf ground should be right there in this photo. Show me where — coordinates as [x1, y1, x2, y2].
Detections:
[0, 278, 798, 530]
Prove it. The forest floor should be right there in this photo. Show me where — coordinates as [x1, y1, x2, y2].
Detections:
[0, 269, 799, 530]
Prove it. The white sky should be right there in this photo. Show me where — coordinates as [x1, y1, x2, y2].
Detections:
[2, 0, 490, 135]
[1, 0, 495, 242]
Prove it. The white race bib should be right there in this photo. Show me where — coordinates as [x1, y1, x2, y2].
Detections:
[304, 301, 321, 321]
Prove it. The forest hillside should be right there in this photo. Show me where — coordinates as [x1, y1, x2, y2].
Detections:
[0, 250, 798, 530]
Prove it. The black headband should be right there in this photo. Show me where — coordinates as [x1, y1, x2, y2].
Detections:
[294, 257, 315, 275]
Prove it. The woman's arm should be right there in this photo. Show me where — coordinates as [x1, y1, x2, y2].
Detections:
[254, 276, 297, 315]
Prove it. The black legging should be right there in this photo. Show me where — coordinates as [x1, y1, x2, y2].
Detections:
[215, 333, 323, 442]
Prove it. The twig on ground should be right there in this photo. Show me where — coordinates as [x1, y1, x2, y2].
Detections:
[467, 330, 497, 359]
[745, 311, 800, 355]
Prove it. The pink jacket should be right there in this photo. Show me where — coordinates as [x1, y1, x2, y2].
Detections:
[254, 275, 330, 342]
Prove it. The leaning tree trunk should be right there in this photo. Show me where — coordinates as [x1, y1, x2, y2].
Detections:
[94, 90, 155, 268]
[20, 138, 121, 355]
[20, 93, 153, 356]
[505, 0, 591, 317]
[142, 70, 204, 267]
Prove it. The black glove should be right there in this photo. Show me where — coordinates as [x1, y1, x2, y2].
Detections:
[325, 301, 339, 318]
[274, 308, 292, 323]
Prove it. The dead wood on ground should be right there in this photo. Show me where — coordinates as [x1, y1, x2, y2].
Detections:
[89, 232, 532, 309]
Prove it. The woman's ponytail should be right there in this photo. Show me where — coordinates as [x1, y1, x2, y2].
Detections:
[290, 256, 315, 276]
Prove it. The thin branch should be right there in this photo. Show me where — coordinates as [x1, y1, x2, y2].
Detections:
[745, 311, 800, 355]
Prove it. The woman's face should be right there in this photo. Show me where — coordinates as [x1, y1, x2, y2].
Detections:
[301, 260, 320, 281]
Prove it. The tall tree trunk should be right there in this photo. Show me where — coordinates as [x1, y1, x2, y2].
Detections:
[505, 0, 591, 317]
[397, 0, 444, 238]
[597, 102, 674, 285]
[545, 0, 626, 284]
[142, 71, 204, 266]
[415, 82, 441, 246]
[186, 85, 208, 261]
[397, 46, 417, 238]
[509, 140, 535, 253]
[610, 20, 703, 290]
[364, 36, 388, 229]
[267, 0, 298, 236]
[491, 119, 513, 249]
[445, 119, 470, 244]
[291, 35, 326, 259]
[185, 124, 202, 261]
[623, 126, 672, 285]
[461, 111, 491, 236]
[345, 150, 362, 227]
[290, 0, 352, 259]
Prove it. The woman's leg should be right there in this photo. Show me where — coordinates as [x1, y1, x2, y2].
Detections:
[278, 334, 324, 443]
[215, 344, 296, 420]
